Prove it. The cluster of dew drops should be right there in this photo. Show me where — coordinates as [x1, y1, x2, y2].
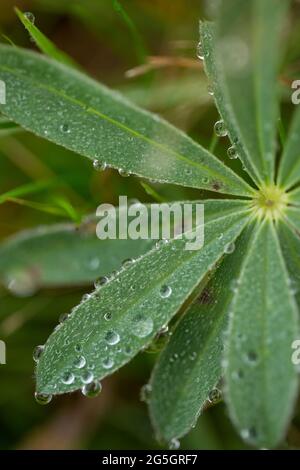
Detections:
[32, 244, 174, 407]
[196, 39, 243, 164]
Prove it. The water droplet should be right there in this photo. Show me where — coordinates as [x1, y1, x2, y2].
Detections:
[156, 239, 169, 249]
[245, 350, 258, 364]
[140, 384, 152, 403]
[82, 381, 102, 398]
[104, 312, 112, 321]
[93, 159, 107, 171]
[6, 270, 38, 297]
[24, 12, 35, 24]
[73, 355, 86, 369]
[207, 84, 214, 96]
[34, 392, 52, 405]
[102, 357, 114, 369]
[74, 344, 82, 353]
[81, 370, 94, 384]
[208, 388, 222, 404]
[94, 276, 109, 288]
[202, 177, 209, 184]
[214, 120, 228, 137]
[122, 258, 134, 268]
[105, 330, 120, 346]
[61, 371, 75, 385]
[59, 312, 69, 324]
[169, 438, 180, 450]
[132, 315, 154, 338]
[33, 345, 44, 363]
[227, 145, 239, 159]
[218, 233, 224, 240]
[224, 242, 235, 254]
[60, 123, 71, 134]
[160, 285, 172, 298]
[124, 345, 132, 356]
[196, 41, 204, 60]
[118, 168, 130, 177]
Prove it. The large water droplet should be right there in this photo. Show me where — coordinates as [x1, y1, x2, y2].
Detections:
[160, 285, 172, 298]
[132, 315, 154, 338]
[33, 345, 44, 363]
[82, 381, 102, 398]
[118, 168, 130, 177]
[140, 384, 152, 403]
[94, 276, 109, 288]
[60, 123, 71, 134]
[196, 41, 204, 60]
[214, 120, 228, 137]
[105, 330, 120, 346]
[103, 312, 112, 321]
[122, 258, 134, 269]
[208, 388, 222, 404]
[34, 392, 52, 405]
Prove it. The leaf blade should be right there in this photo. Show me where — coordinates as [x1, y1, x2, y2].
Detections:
[224, 221, 299, 447]
[0, 45, 253, 196]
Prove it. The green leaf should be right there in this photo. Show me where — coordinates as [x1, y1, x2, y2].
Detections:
[224, 221, 299, 448]
[0, 214, 154, 290]
[15, 8, 78, 69]
[35, 200, 250, 395]
[277, 220, 300, 307]
[0, 180, 54, 204]
[0, 45, 253, 197]
[149, 224, 255, 443]
[278, 105, 300, 190]
[201, 0, 289, 184]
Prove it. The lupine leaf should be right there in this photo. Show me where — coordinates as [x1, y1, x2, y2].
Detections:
[278, 220, 300, 307]
[224, 221, 299, 447]
[201, 0, 289, 184]
[0, 45, 253, 196]
[278, 105, 300, 189]
[149, 224, 255, 443]
[36, 200, 250, 395]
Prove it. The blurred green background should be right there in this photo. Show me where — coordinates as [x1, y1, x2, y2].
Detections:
[0, 0, 300, 450]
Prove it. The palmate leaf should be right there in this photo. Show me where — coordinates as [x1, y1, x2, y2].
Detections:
[149, 224, 255, 443]
[0, 45, 252, 197]
[278, 105, 300, 190]
[224, 221, 299, 448]
[201, 0, 289, 185]
[0, 215, 154, 291]
[36, 200, 250, 395]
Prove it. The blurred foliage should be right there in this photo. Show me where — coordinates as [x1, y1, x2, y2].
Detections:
[0, 0, 300, 450]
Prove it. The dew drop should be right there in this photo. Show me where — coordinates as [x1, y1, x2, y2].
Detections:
[160, 285, 172, 298]
[169, 438, 180, 450]
[74, 344, 82, 353]
[34, 392, 52, 405]
[104, 312, 112, 321]
[93, 159, 107, 171]
[82, 381, 102, 398]
[61, 371, 75, 385]
[227, 145, 239, 159]
[81, 370, 94, 384]
[202, 176, 209, 184]
[196, 41, 204, 60]
[208, 388, 222, 404]
[105, 330, 120, 346]
[73, 355, 86, 369]
[94, 276, 109, 288]
[132, 314, 154, 338]
[33, 345, 44, 363]
[24, 12, 35, 24]
[140, 384, 152, 403]
[207, 84, 214, 96]
[214, 120, 228, 137]
[122, 258, 134, 268]
[59, 312, 69, 324]
[102, 357, 114, 369]
[60, 123, 71, 134]
[224, 242, 235, 254]
[118, 168, 130, 177]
